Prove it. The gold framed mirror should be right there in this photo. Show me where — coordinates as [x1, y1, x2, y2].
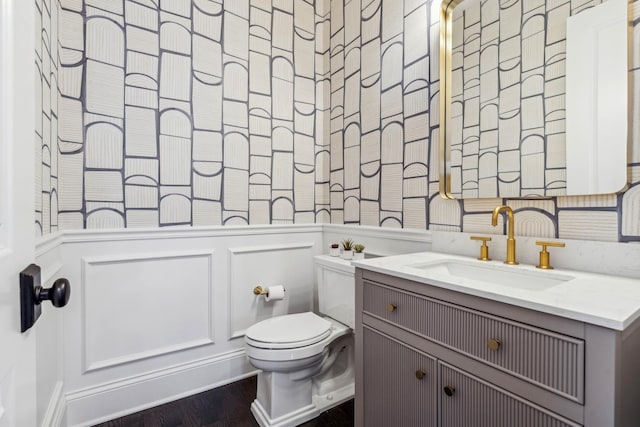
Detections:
[439, 0, 629, 200]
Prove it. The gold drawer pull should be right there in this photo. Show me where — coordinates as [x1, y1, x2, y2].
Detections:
[386, 303, 397, 313]
[488, 338, 501, 351]
[415, 370, 426, 380]
[443, 385, 456, 396]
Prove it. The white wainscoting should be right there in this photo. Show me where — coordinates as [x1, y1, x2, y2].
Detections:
[31, 224, 432, 426]
[40, 381, 65, 427]
[81, 250, 216, 372]
[60, 225, 324, 426]
[228, 242, 315, 339]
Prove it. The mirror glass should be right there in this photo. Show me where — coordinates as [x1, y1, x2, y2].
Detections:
[439, 0, 628, 199]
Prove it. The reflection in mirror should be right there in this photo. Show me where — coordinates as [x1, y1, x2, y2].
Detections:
[566, 0, 628, 194]
[439, 0, 628, 199]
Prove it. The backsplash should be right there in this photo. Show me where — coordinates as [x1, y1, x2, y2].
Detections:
[35, 0, 640, 243]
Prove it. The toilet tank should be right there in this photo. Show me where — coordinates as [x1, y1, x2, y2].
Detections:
[315, 255, 355, 329]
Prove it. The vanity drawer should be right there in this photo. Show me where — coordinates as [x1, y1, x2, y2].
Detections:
[362, 280, 585, 403]
[439, 362, 581, 427]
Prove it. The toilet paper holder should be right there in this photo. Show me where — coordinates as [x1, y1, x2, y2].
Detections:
[253, 285, 286, 296]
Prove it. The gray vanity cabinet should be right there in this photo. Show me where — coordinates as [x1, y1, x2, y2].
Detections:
[355, 269, 640, 427]
[362, 327, 437, 427]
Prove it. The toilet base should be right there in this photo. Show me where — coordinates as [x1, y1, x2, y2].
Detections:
[250, 381, 354, 427]
[250, 335, 354, 427]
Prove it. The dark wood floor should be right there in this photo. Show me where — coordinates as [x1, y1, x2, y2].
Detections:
[93, 376, 354, 427]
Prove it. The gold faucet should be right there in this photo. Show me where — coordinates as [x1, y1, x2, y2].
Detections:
[491, 205, 518, 265]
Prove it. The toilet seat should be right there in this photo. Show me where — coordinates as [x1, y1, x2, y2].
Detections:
[245, 313, 350, 362]
[245, 312, 332, 350]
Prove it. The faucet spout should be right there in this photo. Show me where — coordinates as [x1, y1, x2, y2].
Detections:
[491, 205, 518, 265]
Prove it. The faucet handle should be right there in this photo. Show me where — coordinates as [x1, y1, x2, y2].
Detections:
[470, 236, 492, 261]
[535, 241, 565, 269]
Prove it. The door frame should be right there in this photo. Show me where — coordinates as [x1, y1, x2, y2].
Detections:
[0, 0, 37, 425]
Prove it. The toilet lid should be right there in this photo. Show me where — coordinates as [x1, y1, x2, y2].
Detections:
[245, 312, 332, 349]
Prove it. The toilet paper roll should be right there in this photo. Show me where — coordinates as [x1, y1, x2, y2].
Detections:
[264, 285, 286, 302]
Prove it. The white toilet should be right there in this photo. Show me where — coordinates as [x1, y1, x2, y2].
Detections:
[245, 255, 355, 427]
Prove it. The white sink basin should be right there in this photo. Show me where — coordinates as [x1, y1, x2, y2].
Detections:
[407, 259, 575, 290]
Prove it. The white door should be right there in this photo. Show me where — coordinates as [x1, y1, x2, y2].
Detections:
[0, 0, 37, 425]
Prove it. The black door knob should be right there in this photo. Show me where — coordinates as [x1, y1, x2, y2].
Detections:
[37, 278, 71, 308]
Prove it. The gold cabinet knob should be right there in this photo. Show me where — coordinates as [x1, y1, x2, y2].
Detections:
[443, 385, 456, 396]
[535, 241, 565, 270]
[415, 370, 426, 380]
[386, 303, 397, 313]
[470, 236, 492, 261]
[488, 338, 501, 351]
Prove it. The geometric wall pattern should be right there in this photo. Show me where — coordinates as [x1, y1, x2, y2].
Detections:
[35, 0, 640, 243]
[328, 0, 434, 229]
[50, 0, 329, 229]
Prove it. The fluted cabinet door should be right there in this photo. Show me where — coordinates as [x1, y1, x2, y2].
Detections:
[363, 327, 438, 427]
[439, 362, 581, 427]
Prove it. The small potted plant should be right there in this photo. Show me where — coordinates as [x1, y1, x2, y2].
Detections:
[330, 243, 340, 257]
[353, 243, 365, 260]
[341, 238, 354, 260]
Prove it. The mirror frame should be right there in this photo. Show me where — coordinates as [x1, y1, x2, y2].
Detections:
[439, 0, 460, 200]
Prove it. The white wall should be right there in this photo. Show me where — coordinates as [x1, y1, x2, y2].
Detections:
[60, 225, 324, 426]
[33, 224, 432, 426]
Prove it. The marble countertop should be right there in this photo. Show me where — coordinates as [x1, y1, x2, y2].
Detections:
[352, 251, 640, 331]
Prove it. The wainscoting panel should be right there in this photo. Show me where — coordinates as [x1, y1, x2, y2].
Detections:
[81, 250, 215, 372]
[58, 225, 327, 426]
[228, 243, 316, 339]
[35, 224, 435, 425]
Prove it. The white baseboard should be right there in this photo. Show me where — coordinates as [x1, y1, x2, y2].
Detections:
[41, 381, 65, 427]
[65, 349, 257, 427]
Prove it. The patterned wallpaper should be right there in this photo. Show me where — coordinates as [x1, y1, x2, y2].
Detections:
[327, 0, 435, 229]
[40, 0, 330, 231]
[328, 0, 640, 243]
[35, 0, 640, 243]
